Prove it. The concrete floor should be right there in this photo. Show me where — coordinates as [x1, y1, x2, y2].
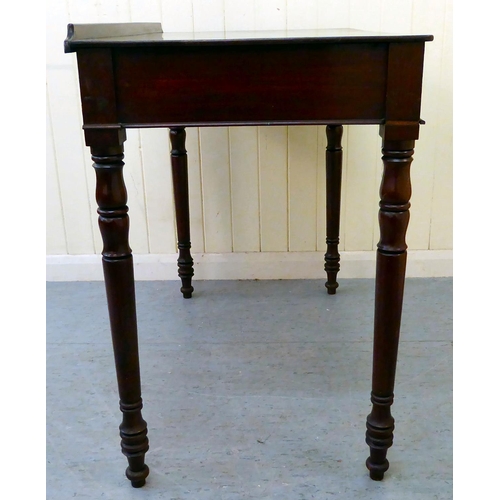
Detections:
[46, 278, 452, 499]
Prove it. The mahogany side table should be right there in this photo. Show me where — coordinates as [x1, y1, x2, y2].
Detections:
[64, 23, 433, 488]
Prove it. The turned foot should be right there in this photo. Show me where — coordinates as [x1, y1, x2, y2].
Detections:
[119, 399, 150, 487]
[324, 237, 340, 295]
[180, 278, 194, 299]
[366, 457, 389, 481]
[365, 395, 394, 481]
[126, 464, 150, 488]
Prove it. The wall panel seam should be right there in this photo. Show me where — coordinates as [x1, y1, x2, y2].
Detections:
[315, 125, 320, 251]
[199, 129, 207, 253]
[228, 127, 234, 251]
[427, 3, 448, 251]
[257, 126, 262, 252]
[47, 85, 69, 254]
[196, 127, 206, 253]
[137, 131, 151, 253]
[286, 126, 290, 251]
[72, 59, 99, 254]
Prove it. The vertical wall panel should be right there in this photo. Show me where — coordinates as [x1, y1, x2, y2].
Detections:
[47, 66, 96, 255]
[254, 0, 286, 30]
[185, 128, 205, 254]
[46, 89, 67, 255]
[160, 1, 193, 32]
[230, 127, 261, 252]
[192, 0, 225, 31]
[95, 0, 131, 22]
[50, 0, 97, 255]
[200, 128, 233, 252]
[136, 129, 174, 254]
[380, 0, 413, 31]
[316, 1, 350, 30]
[66, 0, 101, 23]
[46, 0, 69, 67]
[288, 126, 319, 251]
[259, 127, 289, 252]
[343, 125, 380, 251]
[316, 126, 327, 251]
[129, 0, 161, 21]
[46, 1, 69, 255]
[428, 0, 453, 250]
[410, 0, 447, 250]
[349, 0, 382, 30]
[287, 1, 318, 29]
[224, 0, 256, 31]
[338, 126, 349, 253]
[121, 130, 150, 255]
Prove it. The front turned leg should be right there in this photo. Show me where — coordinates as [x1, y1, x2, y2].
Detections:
[170, 127, 194, 298]
[324, 125, 343, 294]
[92, 144, 149, 487]
[365, 139, 414, 480]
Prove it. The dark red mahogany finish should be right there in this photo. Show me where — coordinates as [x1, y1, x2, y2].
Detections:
[65, 23, 433, 487]
[169, 127, 194, 298]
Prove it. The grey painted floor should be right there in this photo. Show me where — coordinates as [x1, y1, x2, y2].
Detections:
[47, 278, 452, 499]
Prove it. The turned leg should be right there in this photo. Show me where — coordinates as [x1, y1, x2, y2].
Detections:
[324, 125, 343, 294]
[91, 137, 149, 488]
[365, 138, 414, 480]
[170, 127, 194, 298]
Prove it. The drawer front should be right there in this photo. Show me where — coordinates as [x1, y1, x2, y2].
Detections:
[113, 43, 388, 126]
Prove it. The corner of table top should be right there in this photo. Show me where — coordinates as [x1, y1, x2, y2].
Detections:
[63, 23, 432, 53]
[64, 22, 164, 53]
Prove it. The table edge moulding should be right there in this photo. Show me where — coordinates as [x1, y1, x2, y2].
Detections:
[64, 22, 434, 488]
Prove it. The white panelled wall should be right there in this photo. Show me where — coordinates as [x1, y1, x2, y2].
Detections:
[46, 0, 452, 281]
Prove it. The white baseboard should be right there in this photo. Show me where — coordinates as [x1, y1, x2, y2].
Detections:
[46, 250, 452, 281]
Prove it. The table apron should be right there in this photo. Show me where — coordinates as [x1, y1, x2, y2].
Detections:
[112, 43, 389, 125]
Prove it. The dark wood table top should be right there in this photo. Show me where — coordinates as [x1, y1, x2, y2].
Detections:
[65, 23, 433, 52]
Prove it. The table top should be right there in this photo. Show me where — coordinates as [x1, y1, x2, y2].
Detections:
[64, 23, 433, 53]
